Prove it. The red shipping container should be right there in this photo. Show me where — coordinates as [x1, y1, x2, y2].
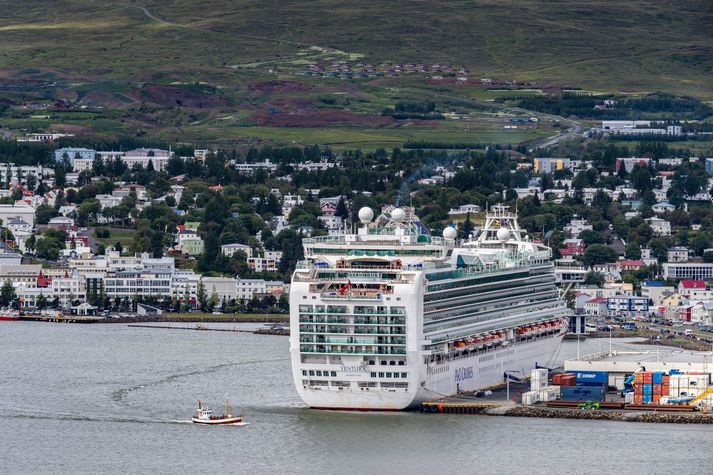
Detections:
[643, 373, 653, 383]
[662, 384, 670, 395]
[634, 393, 643, 404]
[653, 394, 661, 403]
[653, 384, 662, 395]
[634, 373, 644, 384]
[552, 374, 562, 385]
[560, 374, 577, 386]
[634, 383, 643, 394]
[662, 375, 670, 384]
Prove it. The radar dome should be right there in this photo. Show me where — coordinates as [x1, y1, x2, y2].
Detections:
[442, 226, 457, 240]
[391, 207, 406, 222]
[496, 227, 510, 242]
[358, 207, 374, 223]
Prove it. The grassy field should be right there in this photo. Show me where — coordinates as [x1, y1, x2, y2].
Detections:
[92, 228, 135, 250]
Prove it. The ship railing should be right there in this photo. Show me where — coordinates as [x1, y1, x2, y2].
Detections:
[307, 338, 405, 345]
[299, 346, 407, 355]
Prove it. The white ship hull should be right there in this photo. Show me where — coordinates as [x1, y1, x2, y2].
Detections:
[293, 332, 565, 410]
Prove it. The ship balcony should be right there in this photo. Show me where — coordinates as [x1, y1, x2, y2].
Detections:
[300, 336, 406, 345]
[299, 327, 404, 335]
[299, 345, 407, 355]
[298, 317, 349, 324]
[354, 318, 405, 325]
[299, 316, 406, 325]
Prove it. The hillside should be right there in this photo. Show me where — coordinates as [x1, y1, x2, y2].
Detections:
[0, 1, 711, 149]
[1, 0, 711, 94]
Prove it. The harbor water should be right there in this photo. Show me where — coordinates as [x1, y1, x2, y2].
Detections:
[2, 322, 712, 474]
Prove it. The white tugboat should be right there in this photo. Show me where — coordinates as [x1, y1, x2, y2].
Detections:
[191, 399, 243, 425]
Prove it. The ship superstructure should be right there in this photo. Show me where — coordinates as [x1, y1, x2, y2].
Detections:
[289, 205, 568, 410]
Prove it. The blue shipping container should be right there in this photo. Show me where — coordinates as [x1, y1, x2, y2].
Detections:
[560, 386, 605, 402]
[643, 384, 653, 394]
[653, 372, 664, 384]
[575, 371, 609, 385]
[643, 394, 652, 403]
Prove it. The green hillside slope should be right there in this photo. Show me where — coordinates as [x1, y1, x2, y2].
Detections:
[1, 0, 711, 95]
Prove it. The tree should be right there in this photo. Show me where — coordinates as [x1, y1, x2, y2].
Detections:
[77, 199, 101, 226]
[335, 196, 349, 221]
[691, 233, 711, 256]
[625, 243, 642, 260]
[36, 293, 48, 310]
[583, 244, 617, 267]
[459, 213, 474, 239]
[0, 280, 16, 307]
[197, 280, 207, 312]
[54, 165, 67, 188]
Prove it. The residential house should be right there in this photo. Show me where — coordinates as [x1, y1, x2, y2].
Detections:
[559, 238, 585, 257]
[667, 247, 690, 263]
[221, 243, 253, 258]
[645, 217, 671, 236]
[584, 297, 608, 316]
[564, 217, 593, 238]
[607, 294, 649, 318]
[447, 204, 480, 215]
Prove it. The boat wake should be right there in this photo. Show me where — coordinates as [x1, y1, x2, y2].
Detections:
[5, 412, 199, 425]
[111, 358, 286, 405]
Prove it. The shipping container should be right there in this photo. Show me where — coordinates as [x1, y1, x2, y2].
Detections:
[653, 394, 661, 403]
[538, 386, 560, 402]
[643, 393, 652, 403]
[643, 372, 653, 384]
[634, 372, 644, 384]
[522, 391, 539, 406]
[531, 368, 548, 381]
[624, 392, 634, 404]
[653, 372, 664, 384]
[552, 374, 561, 386]
[574, 371, 608, 385]
[662, 374, 670, 384]
[560, 386, 605, 402]
[531, 379, 548, 391]
[560, 374, 576, 387]
[653, 384, 662, 395]
[634, 393, 643, 404]
[643, 384, 653, 394]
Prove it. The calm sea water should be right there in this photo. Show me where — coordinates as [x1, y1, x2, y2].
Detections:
[2, 323, 712, 474]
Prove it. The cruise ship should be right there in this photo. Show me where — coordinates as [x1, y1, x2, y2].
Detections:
[289, 205, 569, 410]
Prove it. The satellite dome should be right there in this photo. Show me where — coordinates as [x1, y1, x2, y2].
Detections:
[442, 226, 457, 240]
[358, 207, 374, 223]
[391, 207, 406, 222]
[496, 227, 510, 242]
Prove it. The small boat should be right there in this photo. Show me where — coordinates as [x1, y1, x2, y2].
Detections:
[192, 399, 243, 425]
[0, 308, 19, 321]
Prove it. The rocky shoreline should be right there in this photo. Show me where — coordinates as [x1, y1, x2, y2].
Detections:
[500, 406, 713, 423]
